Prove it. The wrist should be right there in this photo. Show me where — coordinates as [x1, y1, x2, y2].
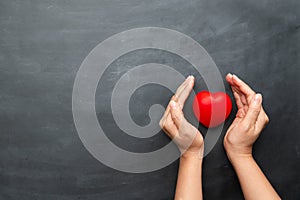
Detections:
[181, 150, 203, 161]
[225, 149, 253, 164]
[224, 141, 252, 161]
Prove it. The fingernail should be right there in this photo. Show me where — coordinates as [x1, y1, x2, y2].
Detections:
[170, 100, 177, 109]
[187, 75, 194, 80]
[227, 73, 232, 77]
[254, 94, 262, 104]
[233, 74, 241, 82]
[187, 75, 194, 85]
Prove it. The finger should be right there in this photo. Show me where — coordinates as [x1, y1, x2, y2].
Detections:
[255, 107, 269, 133]
[160, 76, 194, 127]
[177, 76, 195, 108]
[226, 73, 234, 85]
[232, 74, 256, 100]
[174, 76, 192, 98]
[232, 86, 249, 106]
[160, 95, 178, 125]
[240, 93, 248, 106]
[232, 90, 244, 109]
[169, 100, 184, 129]
[161, 76, 191, 122]
[242, 93, 262, 126]
[231, 87, 248, 116]
[161, 112, 178, 139]
[228, 75, 248, 116]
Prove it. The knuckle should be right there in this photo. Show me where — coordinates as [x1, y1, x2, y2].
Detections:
[171, 113, 179, 121]
[159, 119, 163, 128]
[264, 116, 269, 124]
[171, 95, 177, 101]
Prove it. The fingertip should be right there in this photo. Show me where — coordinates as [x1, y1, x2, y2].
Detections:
[226, 73, 232, 79]
[188, 75, 195, 79]
[226, 73, 234, 85]
[254, 93, 262, 105]
[187, 75, 195, 86]
[226, 73, 231, 80]
[186, 75, 194, 81]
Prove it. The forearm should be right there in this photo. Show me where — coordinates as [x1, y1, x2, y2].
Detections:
[228, 154, 280, 200]
[175, 154, 203, 200]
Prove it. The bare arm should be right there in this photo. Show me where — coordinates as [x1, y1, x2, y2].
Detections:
[229, 155, 279, 200]
[224, 73, 281, 200]
[176, 152, 203, 200]
[160, 76, 204, 200]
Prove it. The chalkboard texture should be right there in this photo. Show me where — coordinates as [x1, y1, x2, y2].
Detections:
[0, 0, 299, 199]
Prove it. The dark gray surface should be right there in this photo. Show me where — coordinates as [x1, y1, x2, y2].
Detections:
[0, 0, 299, 199]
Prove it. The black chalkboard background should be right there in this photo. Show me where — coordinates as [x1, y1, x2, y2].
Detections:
[0, 0, 299, 199]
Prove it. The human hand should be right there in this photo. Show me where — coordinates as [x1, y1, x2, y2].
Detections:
[159, 76, 204, 158]
[224, 73, 269, 160]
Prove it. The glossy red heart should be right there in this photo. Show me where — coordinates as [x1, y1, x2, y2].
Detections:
[193, 91, 232, 128]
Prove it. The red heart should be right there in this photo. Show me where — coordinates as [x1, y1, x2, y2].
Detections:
[193, 91, 232, 128]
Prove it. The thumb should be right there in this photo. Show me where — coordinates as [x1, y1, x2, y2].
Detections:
[243, 93, 262, 126]
[170, 100, 184, 129]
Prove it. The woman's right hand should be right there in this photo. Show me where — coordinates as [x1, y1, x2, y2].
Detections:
[224, 73, 281, 200]
[224, 73, 270, 160]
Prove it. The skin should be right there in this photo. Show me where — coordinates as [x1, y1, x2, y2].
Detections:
[159, 74, 281, 200]
[224, 73, 281, 200]
[159, 76, 204, 200]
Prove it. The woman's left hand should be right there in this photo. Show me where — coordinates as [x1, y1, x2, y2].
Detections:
[159, 76, 204, 158]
